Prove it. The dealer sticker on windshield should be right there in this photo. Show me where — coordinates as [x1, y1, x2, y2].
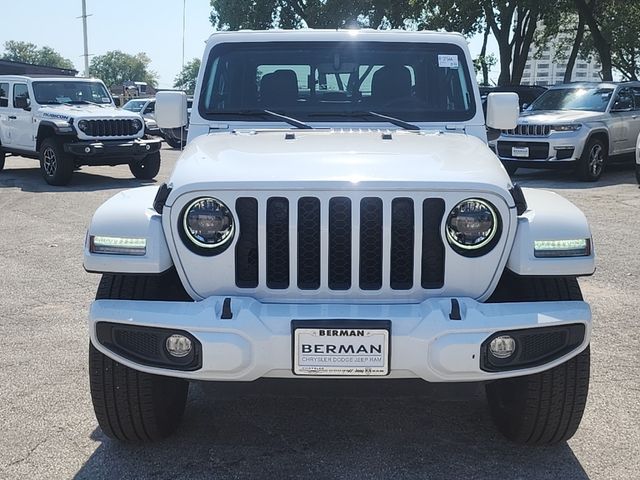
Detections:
[438, 54, 459, 69]
[293, 323, 390, 376]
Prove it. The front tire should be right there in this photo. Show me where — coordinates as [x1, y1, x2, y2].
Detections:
[129, 151, 161, 180]
[89, 273, 189, 442]
[577, 137, 606, 182]
[485, 275, 590, 445]
[39, 138, 74, 185]
[635, 163, 640, 185]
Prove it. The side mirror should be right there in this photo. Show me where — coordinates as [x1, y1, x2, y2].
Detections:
[14, 96, 30, 110]
[156, 91, 188, 129]
[521, 103, 529, 111]
[486, 92, 519, 130]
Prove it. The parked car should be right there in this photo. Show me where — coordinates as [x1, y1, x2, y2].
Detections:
[0, 76, 162, 185]
[122, 97, 161, 136]
[491, 81, 640, 181]
[84, 29, 595, 446]
[480, 85, 547, 113]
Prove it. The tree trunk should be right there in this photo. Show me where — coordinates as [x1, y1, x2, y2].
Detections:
[480, 23, 490, 85]
[574, 0, 613, 81]
[511, 6, 539, 85]
[564, 16, 585, 83]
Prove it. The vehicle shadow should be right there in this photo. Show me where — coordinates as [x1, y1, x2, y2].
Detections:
[0, 166, 157, 193]
[512, 162, 637, 190]
[73, 380, 589, 480]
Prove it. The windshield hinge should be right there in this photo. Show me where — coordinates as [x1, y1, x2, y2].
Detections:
[208, 124, 229, 132]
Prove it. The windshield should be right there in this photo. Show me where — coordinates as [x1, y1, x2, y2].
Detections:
[199, 41, 476, 123]
[32, 81, 112, 105]
[528, 87, 613, 112]
[122, 99, 147, 112]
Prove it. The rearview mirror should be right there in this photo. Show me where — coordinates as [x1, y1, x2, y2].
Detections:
[156, 91, 188, 129]
[486, 92, 519, 130]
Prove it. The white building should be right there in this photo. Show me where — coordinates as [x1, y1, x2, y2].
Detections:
[521, 40, 602, 86]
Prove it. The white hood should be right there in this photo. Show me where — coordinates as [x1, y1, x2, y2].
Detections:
[39, 103, 142, 121]
[519, 109, 605, 124]
[166, 130, 514, 202]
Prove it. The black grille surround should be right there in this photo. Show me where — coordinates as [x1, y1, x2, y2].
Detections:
[232, 195, 455, 293]
[82, 118, 141, 137]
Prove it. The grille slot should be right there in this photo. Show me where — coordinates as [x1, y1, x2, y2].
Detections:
[390, 198, 415, 290]
[84, 119, 138, 137]
[297, 197, 321, 290]
[235, 197, 259, 288]
[421, 198, 446, 289]
[328, 197, 352, 290]
[359, 197, 383, 290]
[266, 197, 290, 289]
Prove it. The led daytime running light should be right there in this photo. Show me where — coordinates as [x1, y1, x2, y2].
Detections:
[534, 239, 590, 258]
[90, 235, 147, 255]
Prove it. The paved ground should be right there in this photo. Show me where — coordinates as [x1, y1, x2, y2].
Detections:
[0, 147, 638, 479]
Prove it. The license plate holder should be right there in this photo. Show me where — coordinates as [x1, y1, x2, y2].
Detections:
[291, 320, 391, 376]
[512, 146, 530, 158]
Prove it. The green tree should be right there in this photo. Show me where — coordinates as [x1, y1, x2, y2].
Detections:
[173, 58, 201, 94]
[210, 0, 422, 29]
[1, 41, 75, 70]
[89, 51, 158, 89]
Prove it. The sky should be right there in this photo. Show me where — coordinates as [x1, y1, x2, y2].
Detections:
[0, 0, 500, 88]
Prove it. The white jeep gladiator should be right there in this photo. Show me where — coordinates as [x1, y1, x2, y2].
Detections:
[84, 30, 595, 445]
[0, 76, 162, 185]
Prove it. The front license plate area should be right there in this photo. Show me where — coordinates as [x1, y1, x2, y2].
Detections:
[292, 320, 390, 376]
[512, 146, 530, 158]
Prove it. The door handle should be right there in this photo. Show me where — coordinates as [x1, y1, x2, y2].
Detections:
[8, 115, 17, 119]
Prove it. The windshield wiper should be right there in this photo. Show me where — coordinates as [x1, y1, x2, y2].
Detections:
[309, 111, 420, 131]
[216, 109, 313, 129]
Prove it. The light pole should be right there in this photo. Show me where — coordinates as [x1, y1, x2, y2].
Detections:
[81, 0, 90, 76]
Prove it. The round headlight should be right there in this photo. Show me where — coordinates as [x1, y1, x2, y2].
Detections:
[182, 197, 234, 249]
[446, 199, 499, 252]
[132, 119, 143, 131]
[78, 119, 89, 132]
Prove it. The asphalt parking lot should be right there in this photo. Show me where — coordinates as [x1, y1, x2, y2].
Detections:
[0, 146, 638, 480]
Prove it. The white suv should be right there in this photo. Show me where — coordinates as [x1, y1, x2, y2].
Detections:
[84, 30, 595, 445]
[0, 76, 162, 185]
[493, 82, 640, 181]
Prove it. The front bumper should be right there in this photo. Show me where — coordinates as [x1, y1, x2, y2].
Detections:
[64, 136, 162, 164]
[491, 130, 589, 166]
[89, 296, 591, 382]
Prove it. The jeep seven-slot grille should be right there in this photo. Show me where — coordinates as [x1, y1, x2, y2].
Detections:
[502, 124, 551, 137]
[234, 196, 446, 291]
[84, 119, 139, 137]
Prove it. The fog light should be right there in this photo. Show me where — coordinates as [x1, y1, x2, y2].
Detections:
[165, 334, 192, 357]
[84, 147, 91, 153]
[145, 144, 151, 150]
[489, 336, 516, 359]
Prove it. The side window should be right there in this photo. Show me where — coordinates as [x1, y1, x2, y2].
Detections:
[612, 87, 633, 111]
[13, 83, 30, 107]
[144, 102, 155, 114]
[0, 82, 9, 107]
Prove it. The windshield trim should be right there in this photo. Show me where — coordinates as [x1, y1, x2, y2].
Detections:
[32, 80, 112, 105]
[198, 41, 477, 124]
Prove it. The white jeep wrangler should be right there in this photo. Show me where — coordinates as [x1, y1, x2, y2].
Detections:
[84, 30, 595, 445]
[0, 76, 162, 185]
